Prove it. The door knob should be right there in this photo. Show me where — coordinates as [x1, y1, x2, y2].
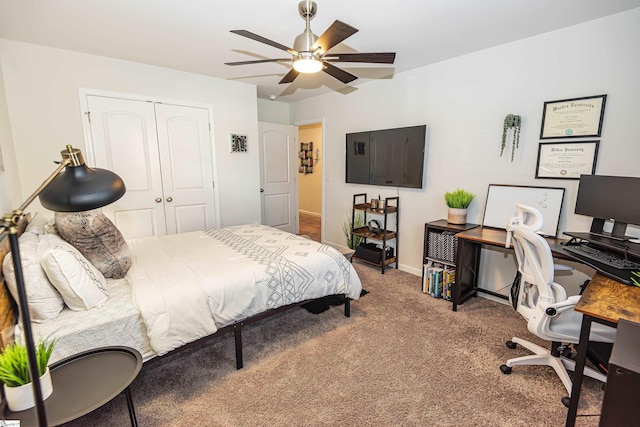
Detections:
[166, 197, 173, 203]
[155, 198, 162, 203]
[260, 188, 265, 193]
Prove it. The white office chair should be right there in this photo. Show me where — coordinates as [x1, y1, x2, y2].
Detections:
[500, 204, 616, 397]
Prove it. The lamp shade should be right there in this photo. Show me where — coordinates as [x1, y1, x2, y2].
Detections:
[39, 163, 126, 212]
[293, 58, 323, 73]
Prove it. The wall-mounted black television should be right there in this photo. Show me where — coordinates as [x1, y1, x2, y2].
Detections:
[345, 125, 426, 189]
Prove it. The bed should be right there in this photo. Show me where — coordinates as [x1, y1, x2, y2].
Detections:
[0, 218, 362, 369]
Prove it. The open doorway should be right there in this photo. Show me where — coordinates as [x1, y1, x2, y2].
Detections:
[297, 122, 323, 242]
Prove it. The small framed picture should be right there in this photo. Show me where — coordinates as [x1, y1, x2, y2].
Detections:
[535, 141, 599, 179]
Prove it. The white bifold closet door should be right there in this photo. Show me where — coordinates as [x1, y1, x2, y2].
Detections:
[84, 95, 216, 240]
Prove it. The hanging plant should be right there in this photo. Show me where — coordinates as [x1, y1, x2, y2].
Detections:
[500, 114, 522, 162]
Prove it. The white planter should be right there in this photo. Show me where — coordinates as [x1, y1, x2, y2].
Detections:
[3, 367, 53, 412]
[447, 208, 468, 225]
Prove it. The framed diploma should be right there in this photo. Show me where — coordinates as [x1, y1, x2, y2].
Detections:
[539, 94, 606, 139]
[535, 141, 599, 179]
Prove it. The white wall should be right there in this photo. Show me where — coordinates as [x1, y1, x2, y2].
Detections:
[257, 99, 290, 125]
[0, 56, 21, 214]
[0, 39, 262, 226]
[290, 10, 640, 295]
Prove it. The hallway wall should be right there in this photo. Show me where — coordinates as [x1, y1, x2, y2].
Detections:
[298, 123, 322, 215]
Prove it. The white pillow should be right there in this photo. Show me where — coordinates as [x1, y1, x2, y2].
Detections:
[38, 234, 109, 311]
[2, 232, 64, 322]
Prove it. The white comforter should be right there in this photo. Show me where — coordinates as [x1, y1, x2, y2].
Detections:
[127, 225, 362, 355]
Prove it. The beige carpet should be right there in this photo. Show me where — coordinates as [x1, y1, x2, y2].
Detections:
[62, 263, 603, 426]
[299, 212, 321, 243]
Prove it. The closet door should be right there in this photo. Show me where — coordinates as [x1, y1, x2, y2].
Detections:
[85, 95, 167, 238]
[84, 95, 216, 239]
[155, 103, 215, 234]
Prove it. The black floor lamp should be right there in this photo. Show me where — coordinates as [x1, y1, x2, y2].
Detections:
[0, 145, 125, 427]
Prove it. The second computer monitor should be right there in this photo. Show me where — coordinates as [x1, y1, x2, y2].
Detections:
[575, 174, 640, 238]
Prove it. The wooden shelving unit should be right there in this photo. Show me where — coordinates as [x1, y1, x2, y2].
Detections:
[351, 193, 399, 274]
[422, 219, 479, 306]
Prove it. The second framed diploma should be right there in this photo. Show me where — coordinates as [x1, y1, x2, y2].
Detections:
[535, 141, 599, 179]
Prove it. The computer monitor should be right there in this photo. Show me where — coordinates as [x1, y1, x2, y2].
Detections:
[575, 174, 640, 239]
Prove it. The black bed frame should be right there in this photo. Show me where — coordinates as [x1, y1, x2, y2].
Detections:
[147, 295, 351, 369]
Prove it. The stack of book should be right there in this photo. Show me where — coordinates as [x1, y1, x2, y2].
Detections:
[422, 264, 455, 301]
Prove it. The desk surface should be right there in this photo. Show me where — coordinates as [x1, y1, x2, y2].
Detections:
[574, 273, 640, 324]
[455, 226, 567, 251]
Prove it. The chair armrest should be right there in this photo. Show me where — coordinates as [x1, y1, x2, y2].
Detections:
[547, 295, 580, 315]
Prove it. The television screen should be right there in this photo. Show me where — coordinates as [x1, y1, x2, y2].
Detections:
[345, 125, 426, 189]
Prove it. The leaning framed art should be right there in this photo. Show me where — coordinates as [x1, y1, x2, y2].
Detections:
[539, 94, 607, 139]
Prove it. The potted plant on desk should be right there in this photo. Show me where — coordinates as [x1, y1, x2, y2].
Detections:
[0, 340, 55, 411]
[444, 189, 475, 225]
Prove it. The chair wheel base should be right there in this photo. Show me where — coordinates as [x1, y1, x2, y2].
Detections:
[500, 364, 512, 374]
[561, 396, 571, 408]
[506, 340, 517, 349]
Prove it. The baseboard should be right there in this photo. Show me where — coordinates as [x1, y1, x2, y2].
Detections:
[326, 240, 422, 277]
[299, 210, 321, 217]
[398, 264, 421, 277]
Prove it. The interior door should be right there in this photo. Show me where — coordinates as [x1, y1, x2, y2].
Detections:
[155, 103, 216, 234]
[258, 122, 298, 234]
[85, 95, 167, 238]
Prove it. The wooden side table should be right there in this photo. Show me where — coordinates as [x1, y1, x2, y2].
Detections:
[565, 274, 640, 427]
[3, 346, 142, 426]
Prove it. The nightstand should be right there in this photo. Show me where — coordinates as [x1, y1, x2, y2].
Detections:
[3, 346, 142, 426]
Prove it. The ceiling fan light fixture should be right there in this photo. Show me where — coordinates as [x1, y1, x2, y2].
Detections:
[226, 0, 396, 86]
[293, 56, 323, 73]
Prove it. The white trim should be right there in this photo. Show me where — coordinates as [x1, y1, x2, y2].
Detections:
[299, 209, 321, 217]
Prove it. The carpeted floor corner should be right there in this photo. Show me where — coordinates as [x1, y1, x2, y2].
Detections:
[62, 263, 603, 426]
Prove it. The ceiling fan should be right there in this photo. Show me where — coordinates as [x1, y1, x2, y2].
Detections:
[225, 0, 396, 85]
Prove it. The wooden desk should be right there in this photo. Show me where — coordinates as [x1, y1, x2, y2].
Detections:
[453, 226, 566, 311]
[565, 274, 640, 427]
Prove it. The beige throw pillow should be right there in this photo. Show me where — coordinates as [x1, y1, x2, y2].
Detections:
[55, 209, 131, 279]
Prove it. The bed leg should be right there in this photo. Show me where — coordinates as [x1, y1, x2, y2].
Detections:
[344, 298, 351, 317]
[234, 323, 244, 369]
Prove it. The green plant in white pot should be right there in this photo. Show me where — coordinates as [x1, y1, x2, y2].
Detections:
[0, 340, 55, 411]
[444, 189, 475, 225]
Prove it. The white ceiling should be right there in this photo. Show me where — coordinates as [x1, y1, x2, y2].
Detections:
[1, 0, 639, 103]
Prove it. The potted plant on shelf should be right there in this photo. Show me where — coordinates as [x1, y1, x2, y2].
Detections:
[0, 340, 55, 411]
[444, 189, 475, 225]
[341, 210, 365, 259]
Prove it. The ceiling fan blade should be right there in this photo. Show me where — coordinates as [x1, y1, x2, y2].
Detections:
[324, 52, 396, 64]
[225, 58, 291, 66]
[322, 62, 358, 84]
[279, 68, 300, 84]
[311, 20, 358, 54]
[230, 30, 298, 55]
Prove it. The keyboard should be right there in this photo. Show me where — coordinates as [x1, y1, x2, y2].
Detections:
[564, 244, 640, 270]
